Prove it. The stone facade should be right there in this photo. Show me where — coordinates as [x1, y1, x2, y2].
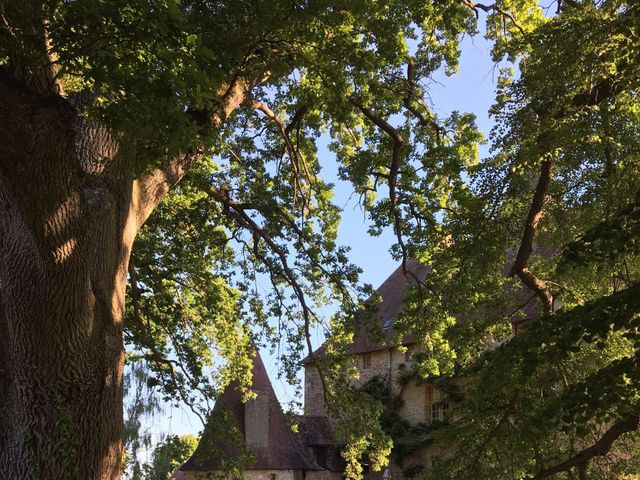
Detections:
[305, 346, 430, 414]
[304, 345, 446, 480]
[306, 469, 343, 480]
[303, 365, 326, 417]
[301, 261, 447, 480]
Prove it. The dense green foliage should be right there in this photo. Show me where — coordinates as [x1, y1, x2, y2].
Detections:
[3, 0, 640, 478]
[389, 2, 640, 479]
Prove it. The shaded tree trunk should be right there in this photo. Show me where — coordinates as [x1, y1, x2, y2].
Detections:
[0, 73, 137, 479]
[0, 35, 252, 473]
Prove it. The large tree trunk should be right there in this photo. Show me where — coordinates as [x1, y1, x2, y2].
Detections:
[0, 39, 251, 475]
[0, 73, 137, 479]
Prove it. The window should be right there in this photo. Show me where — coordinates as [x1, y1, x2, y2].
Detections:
[362, 353, 372, 368]
[427, 386, 449, 423]
[313, 446, 329, 469]
[270, 474, 277, 480]
[431, 401, 449, 422]
[383, 318, 393, 332]
[431, 390, 449, 422]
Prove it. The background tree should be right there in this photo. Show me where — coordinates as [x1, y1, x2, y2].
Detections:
[122, 361, 163, 479]
[142, 435, 198, 480]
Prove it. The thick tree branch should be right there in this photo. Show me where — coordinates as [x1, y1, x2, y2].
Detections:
[284, 105, 309, 136]
[247, 99, 296, 160]
[202, 180, 359, 417]
[460, 0, 525, 35]
[201, 184, 318, 359]
[509, 157, 554, 313]
[404, 57, 443, 139]
[346, 98, 403, 193]
[349, 96, 412, 270]
[506, 47, 632, 317]
[135, 76, 256, 227]
[246, 99, 310, 205]
[348, 95, 434, 290]
[0, 12, 64, 96]
[135, 152, 200, 228]
[530, 416, 640, 480]
[534, 76, 625, 120]
[209, 178, 360, 318]
[572, 77, 621, 111]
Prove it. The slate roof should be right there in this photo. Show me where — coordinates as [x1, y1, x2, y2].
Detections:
[303, 260, 430, 364]
[180, 350, 319, 472]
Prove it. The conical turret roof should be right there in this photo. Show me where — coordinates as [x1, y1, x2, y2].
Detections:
[180, 350, 319, 472]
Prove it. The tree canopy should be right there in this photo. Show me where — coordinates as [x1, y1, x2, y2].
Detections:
[1, 0, 640, 479]
[390, 2, 640, 478]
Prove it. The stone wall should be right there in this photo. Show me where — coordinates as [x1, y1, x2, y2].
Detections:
[303, 344, 448, 480]
[398, 378, 429, 425]
[352, 349, 393, 389]
[304, 346, 433, 424]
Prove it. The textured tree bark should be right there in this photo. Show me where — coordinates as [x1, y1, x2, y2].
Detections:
[0, 73, 137, 479]
[0, 39, 254, 474]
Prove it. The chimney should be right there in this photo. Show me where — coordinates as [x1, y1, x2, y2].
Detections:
[244, 391, 269, 449]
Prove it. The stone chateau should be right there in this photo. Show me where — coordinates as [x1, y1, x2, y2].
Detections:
[174, 261, 450, 480]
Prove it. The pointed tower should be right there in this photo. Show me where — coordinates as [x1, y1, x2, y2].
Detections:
[176, 350, 321, 479]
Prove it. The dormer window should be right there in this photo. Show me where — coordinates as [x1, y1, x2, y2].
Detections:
[313, 446, 329, 469]
[383, 318, 393, 332]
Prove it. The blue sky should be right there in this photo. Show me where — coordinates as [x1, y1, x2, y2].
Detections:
[145, 30, 504, 448]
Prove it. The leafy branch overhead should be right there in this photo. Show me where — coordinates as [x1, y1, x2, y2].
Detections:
[2, 0, 640, 479]
[399, 3, 640, 480]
